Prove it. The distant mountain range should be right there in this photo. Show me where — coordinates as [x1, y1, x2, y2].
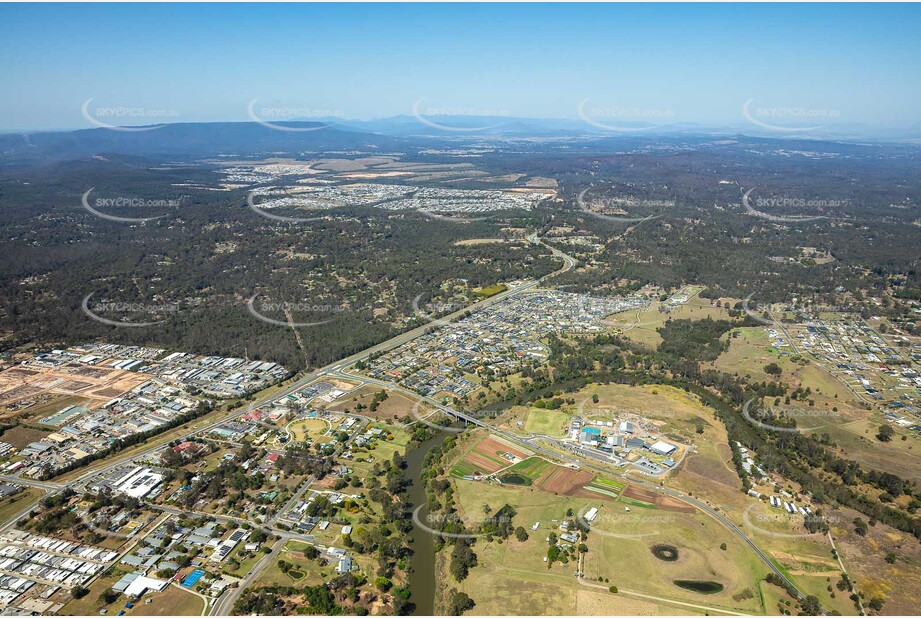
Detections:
[314, 114, 730, 138]
[313, 114, 921, 142]
[2, 115, 918, 163]
[0, 121, 413, 163]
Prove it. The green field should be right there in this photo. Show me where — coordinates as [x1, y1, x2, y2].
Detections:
[584, 478, 624, 499]
[439, 478, 769, 616]
[619, 496, 657, 509]
[523, 407, 571, 435]
[223, 543, 266, 577]
[289, 417, 333, 442]
[506, 456, 553, 481]
[473, 283, 508, 298]
[253, 542, 329, 588]
[450, 460, 478, 478]
[350, 424, 411, 477]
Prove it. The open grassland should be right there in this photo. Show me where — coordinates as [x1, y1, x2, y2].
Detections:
[438, 481, 601, 615]
[574, 586, 706, 615]
[441, 479, 763, 616]
[713, 327, 795, 381]
[0, 487, 44, 524]
[473, 283, 508, 298]
[579, 382, 715, 427]
[523, 407, 571, 436]
[325, 385, 419, 421]
[827, 504, 921, 616]
[687, 481, 876, 614]
[823, 417, 921, 478]
[713, 325, 921, 478]
[60, 566, 135, 616]
[223, 543, 265, 578]
[714, 327, 858, 410]
[604, 288, 731, 349]
[124, 584, 205, 617]
[253, 541, 328, 588]
[288, 417, 332, 442]
[585, 505, 769, 614]
[348, 424, 411, 478]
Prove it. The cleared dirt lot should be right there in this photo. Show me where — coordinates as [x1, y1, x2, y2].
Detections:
[623, 485, 695, 513]
[1, 425, 52, 448]
[536, 464, 593, 495]
[452, 433, 534, 476]
[324, 385, 418, 421]
[0, 362, 146, 420]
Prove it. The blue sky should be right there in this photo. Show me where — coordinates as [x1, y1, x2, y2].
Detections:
[1, 3, 919, 131]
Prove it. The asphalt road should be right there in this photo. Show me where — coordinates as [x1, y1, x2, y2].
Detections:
[0, 235, 805, 608]
[333, 369, 806, 601]
[209, 536, 285, 616]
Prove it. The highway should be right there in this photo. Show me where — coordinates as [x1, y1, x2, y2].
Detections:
[333, 368, 805, 600]
[0, 233, 804, 609]
[18, 232, 575, 492]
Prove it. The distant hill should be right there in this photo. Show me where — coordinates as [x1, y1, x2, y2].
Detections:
[0, 121, 413, 163]
[3, 117, 916, 165]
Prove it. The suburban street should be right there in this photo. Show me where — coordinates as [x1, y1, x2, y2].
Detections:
[1, 233, 806, 611]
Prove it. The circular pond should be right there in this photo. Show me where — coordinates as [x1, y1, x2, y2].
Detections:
[650, 544, 679, 561]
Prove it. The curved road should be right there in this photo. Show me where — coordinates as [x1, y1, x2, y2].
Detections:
[4, 235, 804, 610]
[330, 368, 805, 601]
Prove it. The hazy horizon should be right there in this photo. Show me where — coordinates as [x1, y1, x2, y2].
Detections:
[2, 3, 920, 134]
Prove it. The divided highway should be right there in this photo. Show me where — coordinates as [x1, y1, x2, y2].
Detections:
[2, 233, 803, 611]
